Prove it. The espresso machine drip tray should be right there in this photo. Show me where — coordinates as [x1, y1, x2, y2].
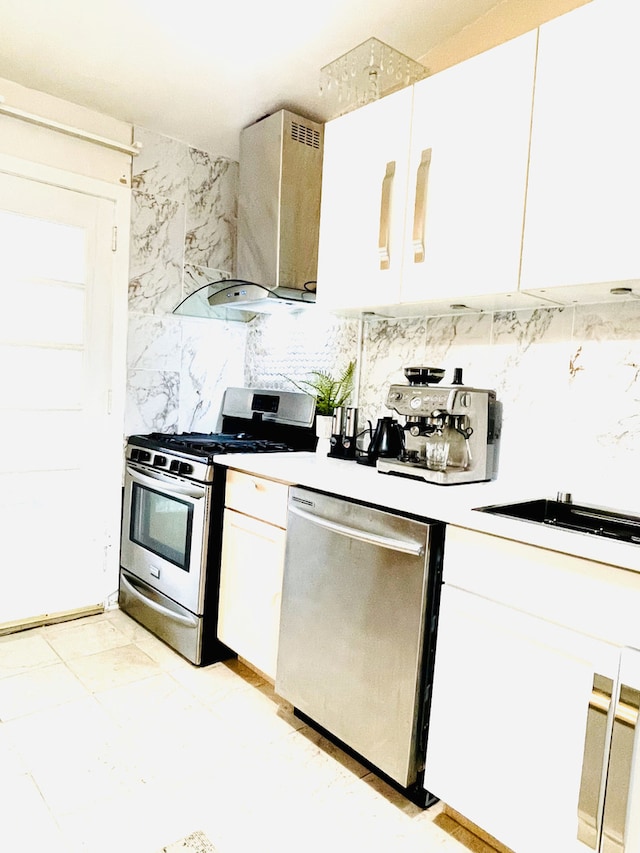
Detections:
[377, 457, 458, 485]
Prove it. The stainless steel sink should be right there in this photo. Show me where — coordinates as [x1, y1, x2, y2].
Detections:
[476, 498, 640, 545]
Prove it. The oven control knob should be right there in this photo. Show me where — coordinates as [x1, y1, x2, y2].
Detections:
[153, 454, 167, 467]
[169, 460, 181, 473]
[137, 450, 151, 462]
[179, 462, 194, 476]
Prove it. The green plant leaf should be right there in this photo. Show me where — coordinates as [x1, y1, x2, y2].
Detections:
[282, 361, 355, 416]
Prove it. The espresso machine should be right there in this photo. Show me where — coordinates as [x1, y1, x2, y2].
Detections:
[377, 367, 501, 485]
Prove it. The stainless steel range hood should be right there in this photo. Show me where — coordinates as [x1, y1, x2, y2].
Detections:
[174, 110, 324, 322]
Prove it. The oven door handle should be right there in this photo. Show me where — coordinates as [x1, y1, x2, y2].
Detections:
[120, 573, 199, 628]
[126, 465, 206, 499]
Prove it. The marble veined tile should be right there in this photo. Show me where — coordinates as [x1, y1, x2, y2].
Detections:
[184, 150, 237, 272]
[128, 190, 185, 316]
[179, 317, 247, 432]
[131, 126, 190, 204]
[573, 299, 640, 341]
[491, 304, 572, 346]
[127, 314, 182, 372]
[358, 312, 493, 426]
[182, 264, 232, 299]
[125, 368, 179, 435]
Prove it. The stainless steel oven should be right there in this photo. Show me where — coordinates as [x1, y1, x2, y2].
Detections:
[119, 386, 316, 665]
[120, 449, 225, 665]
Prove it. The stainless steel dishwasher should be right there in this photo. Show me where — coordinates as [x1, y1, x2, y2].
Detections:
[275, 486, 444, 806]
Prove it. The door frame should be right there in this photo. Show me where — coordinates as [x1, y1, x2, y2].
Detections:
[0, 151, 131, 614]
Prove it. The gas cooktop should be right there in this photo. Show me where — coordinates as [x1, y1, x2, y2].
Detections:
[129, 431, 294, 460]
[125, 387, 317, 481]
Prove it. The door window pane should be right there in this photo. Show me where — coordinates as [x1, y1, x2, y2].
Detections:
[0, 346, 83, 409]
[0, 210, 86, 283]
[0, 282, 84, 346]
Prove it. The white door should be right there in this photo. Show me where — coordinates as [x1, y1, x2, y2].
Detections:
[0, 170, 118, 625]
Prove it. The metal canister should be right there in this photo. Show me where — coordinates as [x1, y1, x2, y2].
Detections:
[344, 407, 358, 438]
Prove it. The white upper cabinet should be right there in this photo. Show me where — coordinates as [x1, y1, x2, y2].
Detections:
[400, 30, 543, 312]
[318, 0, 640, 315]
[315, 87, 413, 312]
[520, 0, 640, 302]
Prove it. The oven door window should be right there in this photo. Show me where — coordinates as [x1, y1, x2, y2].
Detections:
[130, 483, 193, 571]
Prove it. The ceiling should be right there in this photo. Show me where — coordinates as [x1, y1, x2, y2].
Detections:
[0, 0, 504, 160]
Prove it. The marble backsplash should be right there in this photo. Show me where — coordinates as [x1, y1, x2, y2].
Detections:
[126, 127, 246, 434]
[248, 300, 640, 511]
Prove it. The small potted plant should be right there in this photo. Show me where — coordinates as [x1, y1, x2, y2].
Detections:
[286, 361, 355, 453]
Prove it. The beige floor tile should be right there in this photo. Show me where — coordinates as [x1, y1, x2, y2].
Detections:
[0, 662, 87, 720]
[132, 631, 196, 671]
[94, 670, 208, 729]
[102, 607, 158, 641]
[6, 696, 119, 769]
[55, 784, 188, 853]
[64, 643, 160, 692]
[0, 611, 480, 853]
[0, 720, 28, 775]
[0, 631, 61, 677]
[0, 770, 68, 852]
[169, 656, 265, 703]
[4, 695, 138, 818]
[205, 677, 306, 744]
[43, 617, 130, 660]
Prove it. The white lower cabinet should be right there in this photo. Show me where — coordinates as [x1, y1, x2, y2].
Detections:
[217, 472, 288, 680]
[425, 528, 640, 853]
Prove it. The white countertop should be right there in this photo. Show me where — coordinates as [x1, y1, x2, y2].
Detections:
[214, 452, 640, 575]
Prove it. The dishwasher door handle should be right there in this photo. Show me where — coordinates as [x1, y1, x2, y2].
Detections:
[288, 504, 425, 557]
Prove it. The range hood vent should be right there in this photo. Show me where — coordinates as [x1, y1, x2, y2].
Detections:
[174, 110, 324, 322]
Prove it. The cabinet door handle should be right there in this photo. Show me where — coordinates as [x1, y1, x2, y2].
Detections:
[601, 682, 640, 853]
[378, 161, 395, 270]
[577, 674, 614, 849]
[412, 148, 432, 263]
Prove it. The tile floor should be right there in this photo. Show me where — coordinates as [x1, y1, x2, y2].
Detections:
[0, 609, 498, 853]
